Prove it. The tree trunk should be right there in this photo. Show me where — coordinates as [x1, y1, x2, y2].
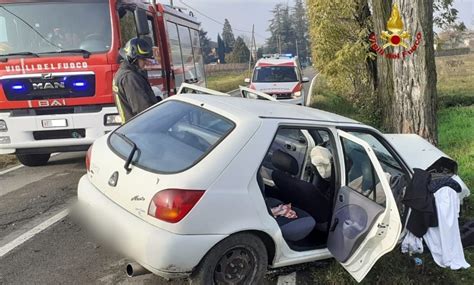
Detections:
[372, 0, 438, 144]
[372, 0, 395, 132]
[392, 0, 438, 144]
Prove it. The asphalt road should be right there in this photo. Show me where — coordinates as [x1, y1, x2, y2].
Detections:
[0, 68, 322, 285]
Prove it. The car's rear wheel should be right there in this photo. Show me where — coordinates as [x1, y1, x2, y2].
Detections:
[16, 153, 51, 167]
[190, 233, 268, 285]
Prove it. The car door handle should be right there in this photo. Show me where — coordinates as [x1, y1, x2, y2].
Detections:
[338, 194, 344, 203]
[285, 144, 296, 151]
[330, 218, 339, 232]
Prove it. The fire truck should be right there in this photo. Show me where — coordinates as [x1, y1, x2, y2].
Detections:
[0, 0, 206, 166]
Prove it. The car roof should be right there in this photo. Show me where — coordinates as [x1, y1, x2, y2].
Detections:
[172, 94, 361, 125]
[256, 57, 297, 67]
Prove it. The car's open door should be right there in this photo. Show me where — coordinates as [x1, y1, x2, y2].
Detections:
[328, 130, 402, 282]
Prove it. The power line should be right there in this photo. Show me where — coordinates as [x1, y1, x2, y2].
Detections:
[179, 0, 267, 40]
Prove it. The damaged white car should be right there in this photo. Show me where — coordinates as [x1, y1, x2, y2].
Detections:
[77, 87, 470, 284]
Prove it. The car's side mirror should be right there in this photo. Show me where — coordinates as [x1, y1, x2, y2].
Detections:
[302, 77, 310, 83]
[244, 78, 251, 83]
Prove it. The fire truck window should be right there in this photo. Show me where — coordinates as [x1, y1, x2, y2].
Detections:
[167, 21, 184, 88]
[0, 2, 112, 54]
[178, 25, 197, 82]
[119, 10, 137, 47]
[191, 29, 206, 85]
[147, 18, 156, 46]
[0, 17, 7, 42]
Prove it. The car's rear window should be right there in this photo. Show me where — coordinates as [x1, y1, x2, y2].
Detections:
[252, 66, 298, 82]
[108, 101, 235, 173]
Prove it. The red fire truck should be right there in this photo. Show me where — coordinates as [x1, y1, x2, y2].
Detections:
[0, 0, 206, 166]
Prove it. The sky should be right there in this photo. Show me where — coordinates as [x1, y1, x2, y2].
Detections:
[175, 0, 474, 45]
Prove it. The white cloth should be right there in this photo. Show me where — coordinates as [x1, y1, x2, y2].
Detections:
[452, 175, 471, 204]
[424, 186, 470, 270]
[401, 231, 423, 254]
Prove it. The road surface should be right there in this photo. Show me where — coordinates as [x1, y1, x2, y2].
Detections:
[0, 68, 326, 285]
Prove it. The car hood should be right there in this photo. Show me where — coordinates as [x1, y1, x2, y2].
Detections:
[385, 133, 470, 201]
[252, 82, 299, 93]
[384, 134, 456, 172]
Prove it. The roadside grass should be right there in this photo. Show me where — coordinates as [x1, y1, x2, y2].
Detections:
[437, 53, 474, 108]
[310, 62, 474, 283]
[0, 154, 17, 170]
[206, 71, 248, 92]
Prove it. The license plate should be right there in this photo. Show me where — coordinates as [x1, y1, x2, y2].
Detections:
[42, 119, 68, 128]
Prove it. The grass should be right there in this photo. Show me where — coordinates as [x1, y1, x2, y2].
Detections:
[0, 154, 17, 170]
[436, 53, 474, 108]
[309, 55, 474, 284]
[206, 71, 248, 92]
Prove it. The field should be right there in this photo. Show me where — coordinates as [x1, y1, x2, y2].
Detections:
[206, 71, 249, 92]
[309, 53, 474, 284]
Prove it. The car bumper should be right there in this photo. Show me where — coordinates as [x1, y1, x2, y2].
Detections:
[77, 175, 227, 279]
[0, 107, 119, 154]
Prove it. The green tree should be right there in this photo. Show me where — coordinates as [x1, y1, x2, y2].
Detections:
[217, 34, 225, 63]
[267, 4, 296, 54]
[199, 29, 212, 64]
[222, 19, 236, 53]
[308, 0, 441, 143]
[292, 0, 310, 60]
[226, 37, 250, 63]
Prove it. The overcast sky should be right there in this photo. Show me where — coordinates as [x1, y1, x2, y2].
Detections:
[177, 0, 474, 45]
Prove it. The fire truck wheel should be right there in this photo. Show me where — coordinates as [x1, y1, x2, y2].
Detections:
[16, 153, 51, 167]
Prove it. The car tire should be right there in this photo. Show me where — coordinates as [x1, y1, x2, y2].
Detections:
[16, 153, 51, 167]
[190, 233, 268, 285]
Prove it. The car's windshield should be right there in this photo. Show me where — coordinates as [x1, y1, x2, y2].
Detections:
[109, 101, 235, 174]
[252, 66, 298, 83]
[0, 1, 111, 56]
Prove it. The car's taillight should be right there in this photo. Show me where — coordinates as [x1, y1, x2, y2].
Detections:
[148, 189, 205, 223]
[85, 145, 92, 172]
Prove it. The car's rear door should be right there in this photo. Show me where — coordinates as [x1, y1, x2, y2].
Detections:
[327, 130, 402, 282]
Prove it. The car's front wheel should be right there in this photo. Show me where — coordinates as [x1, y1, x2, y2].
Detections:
[190, 233, 268, 285]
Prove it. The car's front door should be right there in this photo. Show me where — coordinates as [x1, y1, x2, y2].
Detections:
[327, 130, 402, 282]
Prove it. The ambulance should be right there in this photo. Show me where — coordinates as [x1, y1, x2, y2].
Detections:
[245, 54, 309, 105]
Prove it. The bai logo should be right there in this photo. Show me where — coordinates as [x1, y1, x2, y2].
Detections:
[369, 4, 422, 59]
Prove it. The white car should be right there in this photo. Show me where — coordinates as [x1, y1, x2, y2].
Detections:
[77, 92, 469, 284]
[244, 54, 309, 105]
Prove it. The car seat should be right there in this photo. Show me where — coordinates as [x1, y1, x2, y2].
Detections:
[257, 170, 315, 242]
[271, 150, 331, 224]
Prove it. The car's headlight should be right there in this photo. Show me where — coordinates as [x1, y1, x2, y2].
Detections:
[293, 91, 302, 97]
[0, 120, 7, 132]
[104, 114, 122, 126]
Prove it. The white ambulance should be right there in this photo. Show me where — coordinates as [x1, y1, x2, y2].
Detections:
[245, 54, 309, 105]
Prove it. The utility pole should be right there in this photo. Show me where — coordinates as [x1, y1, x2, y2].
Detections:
[248, 24, 255, 77]
[170, 0, 174, 6]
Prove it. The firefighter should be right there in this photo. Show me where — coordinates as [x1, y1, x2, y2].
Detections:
[113, 37, 158, 123]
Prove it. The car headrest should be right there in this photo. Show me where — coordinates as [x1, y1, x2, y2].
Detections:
[272, 150, 299, 176]
[311, 146, 333, 179]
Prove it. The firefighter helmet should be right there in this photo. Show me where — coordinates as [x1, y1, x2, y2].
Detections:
[120, 37, 153, 63]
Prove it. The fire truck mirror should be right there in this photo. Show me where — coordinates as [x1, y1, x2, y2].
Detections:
[134, 8, 150, 36]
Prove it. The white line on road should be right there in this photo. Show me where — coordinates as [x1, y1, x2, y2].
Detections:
[0, 153, 62, 177]
[277, 272, 297, 285]
[0, 209, 69, 258]
[0, 164, 24, 176]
